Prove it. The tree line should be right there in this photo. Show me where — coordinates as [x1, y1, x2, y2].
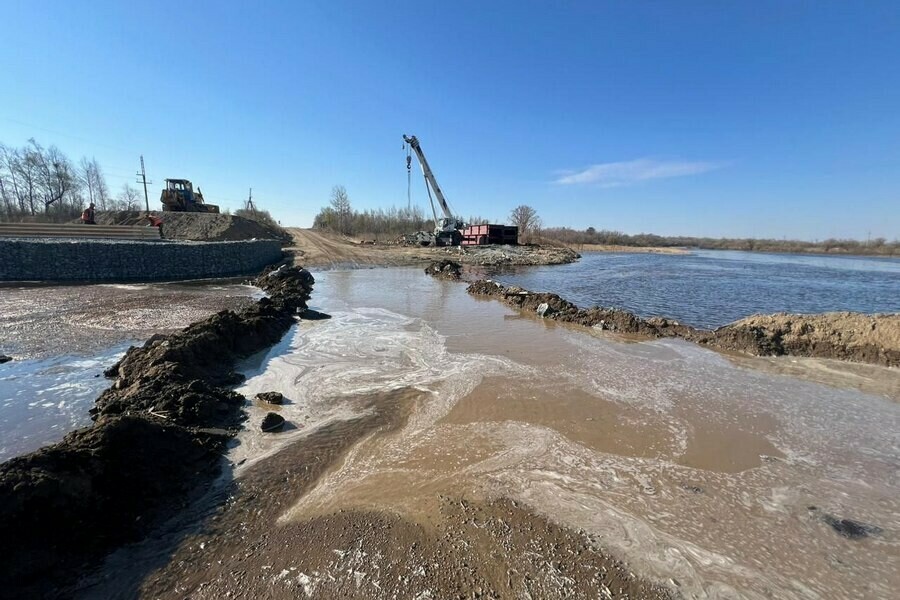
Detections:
[313, 185, 490, 241]
[0, 139, 145, 222]
[540, 227, 900, 256]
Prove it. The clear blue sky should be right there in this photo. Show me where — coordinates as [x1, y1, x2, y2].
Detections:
[2, 1, 898, 239]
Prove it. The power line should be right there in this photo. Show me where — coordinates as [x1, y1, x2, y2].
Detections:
[0, 116, 134, 154]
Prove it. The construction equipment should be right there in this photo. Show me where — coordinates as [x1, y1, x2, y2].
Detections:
[403, 134, 465, 246]
[160, 179, 219, 213]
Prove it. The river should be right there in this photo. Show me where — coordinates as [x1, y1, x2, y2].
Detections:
[2, 252, 899, 598]
[227, 265, 898, 599]
[487, 250, 900, 329]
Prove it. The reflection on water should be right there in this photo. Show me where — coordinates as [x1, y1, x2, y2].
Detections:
[488, 249, 900, 328]
[0, 346, 128, 461]
[235, 268, 900, 600]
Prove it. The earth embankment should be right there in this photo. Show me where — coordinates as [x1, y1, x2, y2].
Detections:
[0, 266, 315, 598]
[466, 278, 900, 367]
[286, 227, 579, 268]
[96, 211, 292, 242]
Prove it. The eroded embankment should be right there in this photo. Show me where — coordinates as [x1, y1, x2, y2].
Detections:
[0, 265, 315, 598]
[466, 279, 900, 367]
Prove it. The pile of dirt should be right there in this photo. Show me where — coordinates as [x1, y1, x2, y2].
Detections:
[0, 265, 315, 597]
[467, 280, 693, 338]
[425, 259, 463, 280]
[94, 211, 292, 243]
[696, 312, 900, 367]
[466, 279, 900, 367]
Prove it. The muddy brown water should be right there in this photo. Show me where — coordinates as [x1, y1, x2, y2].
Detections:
[4, 269, 899, 598]
[120, 268, 898, 599]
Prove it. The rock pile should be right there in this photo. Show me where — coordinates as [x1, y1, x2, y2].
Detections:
[425, 259, 463, 280]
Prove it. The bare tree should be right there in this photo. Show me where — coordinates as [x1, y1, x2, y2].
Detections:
[116, 183, 142, 211]
[79, 157, 109, 210]
[329, 184, 352, 235]
[509, 204, 541, 241]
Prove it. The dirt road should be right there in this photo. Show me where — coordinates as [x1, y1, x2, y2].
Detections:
[285, 228, 417, 268]
[285, 228, 580, 269]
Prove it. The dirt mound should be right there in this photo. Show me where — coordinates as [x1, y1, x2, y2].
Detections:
[0, 266, 315, 597]
[467, 280, 693, 338]
[94, 211, 291, 242]
[698, 312, 900, 367]
[466, 279, 900, 367]
[425, 259, 463, 280]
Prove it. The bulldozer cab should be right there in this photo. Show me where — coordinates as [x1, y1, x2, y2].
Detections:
[166, 179, 193, 193]
[166, 179, 195, 203]
[160, 178, 219, 213]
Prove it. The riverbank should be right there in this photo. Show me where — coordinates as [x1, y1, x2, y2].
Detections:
[120, 267, 898, 599]
[0, 266, 315, 597]
[285, 227, 579, 268]
[465, 277, 900, 367]
[2, 263, 897, 598]
[565, 243, 690, 254]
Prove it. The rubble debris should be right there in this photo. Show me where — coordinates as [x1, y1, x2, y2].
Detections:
[256, 391, 284, 405]
[425, 259, 463, 280]
[299, 308, 331, 320]
[397, 231, 435, 246]
[261, 412, 286, 432]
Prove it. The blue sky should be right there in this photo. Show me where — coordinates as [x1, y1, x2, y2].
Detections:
[1, 1, 898, 239]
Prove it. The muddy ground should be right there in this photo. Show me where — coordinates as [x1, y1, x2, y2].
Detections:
[94, 388, 670, 600]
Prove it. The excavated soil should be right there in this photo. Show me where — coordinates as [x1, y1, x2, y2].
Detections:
[467, 278, 900, 367]
[0, 266, 315, 598]
[95, 211, 291, 242]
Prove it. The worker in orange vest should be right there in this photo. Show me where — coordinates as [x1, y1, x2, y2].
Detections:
[146, 213, 164, 238]
[80, 203, 96, 224]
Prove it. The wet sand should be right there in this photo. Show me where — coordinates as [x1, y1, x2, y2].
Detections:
[0, 279, 258, 359]
[87, 267, 900, 599]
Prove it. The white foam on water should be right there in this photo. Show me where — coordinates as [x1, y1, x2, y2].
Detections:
[233, 269, 900, 599]
[231, 304, 527, 474]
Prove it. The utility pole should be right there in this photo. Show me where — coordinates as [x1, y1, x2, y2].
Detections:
[247, 187, 254, 212]
[136, 155, 152, 212]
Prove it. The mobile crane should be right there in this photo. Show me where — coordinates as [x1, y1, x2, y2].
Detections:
[403, 134, 465, 246]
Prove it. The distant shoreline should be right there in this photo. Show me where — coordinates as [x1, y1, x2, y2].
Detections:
[560, 243, 899, 259]
[564, 244, 690, 255]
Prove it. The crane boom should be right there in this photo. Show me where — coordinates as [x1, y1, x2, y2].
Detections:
[402, 134, 465, 245]
[403, 134, 453, 222]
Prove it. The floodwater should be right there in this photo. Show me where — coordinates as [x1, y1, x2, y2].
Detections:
[234, 268, 900, 599]
[487, 250, 900, 328]
[0, 279, 258, 460]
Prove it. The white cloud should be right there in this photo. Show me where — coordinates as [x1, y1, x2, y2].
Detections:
[554, 158, 722, 186]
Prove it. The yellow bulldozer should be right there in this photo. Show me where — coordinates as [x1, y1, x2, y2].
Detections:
[160, 179, 220, 213]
